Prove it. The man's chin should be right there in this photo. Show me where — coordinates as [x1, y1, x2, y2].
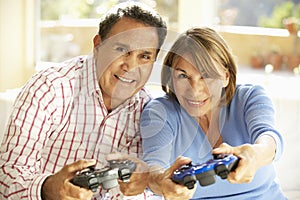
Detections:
[115, 87, 140, 97]
[112, 91, 136, 103]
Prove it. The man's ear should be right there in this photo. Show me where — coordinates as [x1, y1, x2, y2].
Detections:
[93, 34, 101, 48]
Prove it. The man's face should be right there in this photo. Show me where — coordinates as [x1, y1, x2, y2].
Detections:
[94, 17, 159, 111]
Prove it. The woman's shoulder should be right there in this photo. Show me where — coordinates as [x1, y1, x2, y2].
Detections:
[235, 84, 268, 99]
[142, 95, 182, 121]
[233, 84, 271, 107]
[236, 83, 265, 93]
[145, 95, 178, 109]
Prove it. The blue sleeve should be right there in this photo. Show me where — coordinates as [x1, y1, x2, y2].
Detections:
[240, 85, 284, 161]
[140, 98, 175, 168]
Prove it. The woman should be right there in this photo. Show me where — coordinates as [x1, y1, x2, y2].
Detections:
[140, 27, 287, 199]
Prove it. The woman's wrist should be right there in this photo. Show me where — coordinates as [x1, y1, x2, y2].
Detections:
[148, 166, 165, 196]
[254, 134, 277, 166]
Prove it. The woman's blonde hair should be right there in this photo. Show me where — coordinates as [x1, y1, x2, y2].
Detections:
[161, 27, 237, 105]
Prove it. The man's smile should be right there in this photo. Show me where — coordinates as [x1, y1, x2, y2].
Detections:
[114, 74, 135, 83]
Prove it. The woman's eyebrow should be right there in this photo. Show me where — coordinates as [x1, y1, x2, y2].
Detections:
[174, 67, 187, 73]
[141, 50, 154, 55]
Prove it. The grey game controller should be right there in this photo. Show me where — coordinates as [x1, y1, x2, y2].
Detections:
[70, 160, 136, 192]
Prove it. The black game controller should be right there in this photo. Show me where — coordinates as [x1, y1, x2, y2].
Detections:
[172, 154, 239, 189]
[70, 160, 136, 192]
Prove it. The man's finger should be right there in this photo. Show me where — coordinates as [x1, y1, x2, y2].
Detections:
[64, 159, 97, 176]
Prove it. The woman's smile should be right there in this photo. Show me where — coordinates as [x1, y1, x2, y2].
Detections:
[185, 97, 208, 107]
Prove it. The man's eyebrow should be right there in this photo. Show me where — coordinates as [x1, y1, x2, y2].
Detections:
[113, 41, 157, 54]
[113, 42, 129, 49]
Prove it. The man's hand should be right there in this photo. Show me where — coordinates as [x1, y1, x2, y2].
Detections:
[41, 159, 96, 200]
[106, 153, 149, 196]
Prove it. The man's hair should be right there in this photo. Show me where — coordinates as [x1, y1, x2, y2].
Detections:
[98, 1, 167, 50]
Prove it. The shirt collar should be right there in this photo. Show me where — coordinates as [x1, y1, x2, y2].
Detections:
[83, 54, 101, 97]
[106, 88, 150, 115]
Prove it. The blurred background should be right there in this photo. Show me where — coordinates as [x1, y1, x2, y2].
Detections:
[1, 0, 300, 90]
[0, 0, 300, 199]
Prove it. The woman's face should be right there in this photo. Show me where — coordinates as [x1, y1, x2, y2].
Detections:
[172, 56, 229, 118]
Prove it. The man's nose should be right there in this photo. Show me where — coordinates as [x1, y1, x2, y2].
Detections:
[121, 51, 139, 72]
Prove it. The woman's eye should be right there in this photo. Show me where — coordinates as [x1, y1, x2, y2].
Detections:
[141, 54, 151, 60]
[200, 71, 210, 79]
[177, 73, 188, 79]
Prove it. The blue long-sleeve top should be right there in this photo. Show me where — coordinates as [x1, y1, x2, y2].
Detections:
[141, 84, 287, 199]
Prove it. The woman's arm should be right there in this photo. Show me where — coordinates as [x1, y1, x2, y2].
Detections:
[212, 133, 277, 183]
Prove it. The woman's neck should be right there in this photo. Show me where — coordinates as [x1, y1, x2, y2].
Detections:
[197, 107, 223, 148]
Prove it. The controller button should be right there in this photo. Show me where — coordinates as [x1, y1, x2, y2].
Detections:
[183, 175, 197, 189]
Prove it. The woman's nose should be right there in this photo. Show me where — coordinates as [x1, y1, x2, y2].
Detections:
[189, 78, 206, 93]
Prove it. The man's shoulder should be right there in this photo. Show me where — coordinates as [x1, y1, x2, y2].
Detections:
[43, 56, 85, 79]
[32, 56, 87, 88]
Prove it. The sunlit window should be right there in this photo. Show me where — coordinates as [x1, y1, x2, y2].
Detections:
[39, 0, 178, 63]
[39, 0, 300, 69]
[217, 0, 300, 28]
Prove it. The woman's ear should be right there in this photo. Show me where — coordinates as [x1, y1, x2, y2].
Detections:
[223, 69, 230, 87]
[93, 34, 101, 48]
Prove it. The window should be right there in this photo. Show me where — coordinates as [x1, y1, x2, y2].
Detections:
[217, 0, 300, 28]
[39, 0, 178, 63]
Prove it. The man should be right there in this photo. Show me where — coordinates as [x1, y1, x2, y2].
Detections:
[0, 2, 167, 199]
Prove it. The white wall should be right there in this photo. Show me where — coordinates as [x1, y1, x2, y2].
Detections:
[178, 0, 217, 32]
[0, 0, 37, 92]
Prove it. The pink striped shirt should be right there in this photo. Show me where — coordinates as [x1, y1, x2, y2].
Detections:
[0, 55, 153, 200]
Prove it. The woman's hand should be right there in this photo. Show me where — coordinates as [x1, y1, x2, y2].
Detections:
[212, 135, 276, 183]
[148, 156, 196, 200]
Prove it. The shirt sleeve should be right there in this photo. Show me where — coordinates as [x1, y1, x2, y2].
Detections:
[0, 72, 57, 199]
[140, 98, 174, 168]
[242, 85, 284, 161]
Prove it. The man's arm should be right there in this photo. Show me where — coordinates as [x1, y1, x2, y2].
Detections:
[0, 75, 56, 199]
[41, 159, 95, 200]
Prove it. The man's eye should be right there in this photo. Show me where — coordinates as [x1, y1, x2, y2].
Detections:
[115, 46, 128, 53]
